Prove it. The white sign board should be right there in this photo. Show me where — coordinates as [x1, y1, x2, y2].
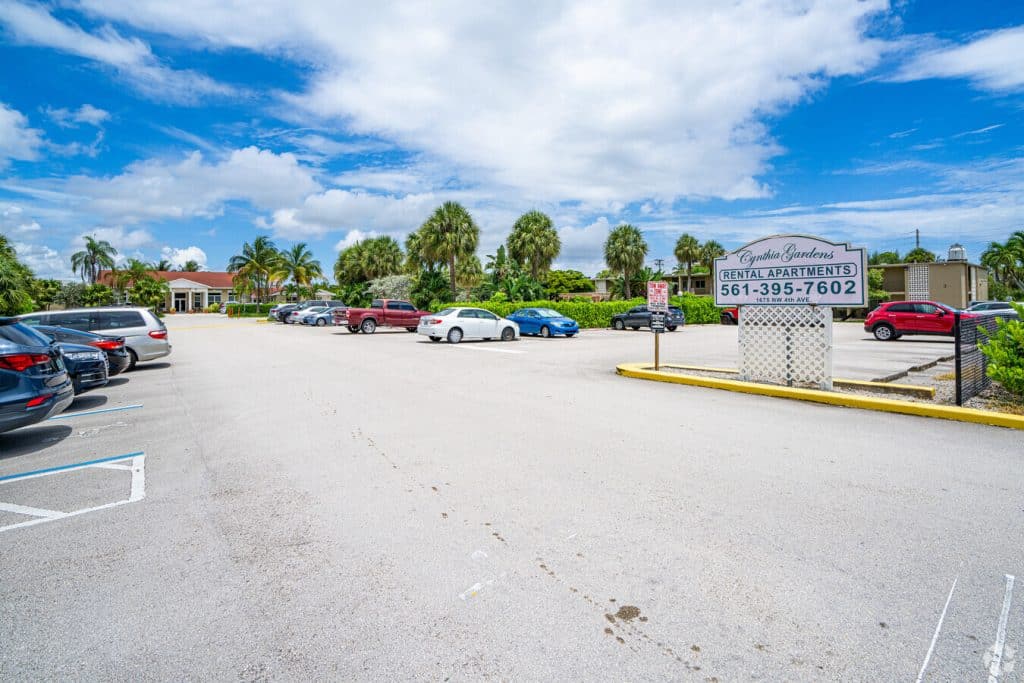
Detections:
[647, 280, 669, 312]
[714, 235, 867, 307]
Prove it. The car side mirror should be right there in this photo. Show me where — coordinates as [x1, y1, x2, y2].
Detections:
[936, 310, 945, 316]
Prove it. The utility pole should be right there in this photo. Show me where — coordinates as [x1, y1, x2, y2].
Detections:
[654, 258, 665, 272]
[915, 229, 920, 249]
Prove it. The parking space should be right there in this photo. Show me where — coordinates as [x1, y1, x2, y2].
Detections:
[0, 314, 1019, 680]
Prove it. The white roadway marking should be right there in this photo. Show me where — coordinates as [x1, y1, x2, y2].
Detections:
[0, 455, 146, 534]
[988, 574, 1016, 683]
[916, 575, 959, 683]
[451, 344, 526, 355]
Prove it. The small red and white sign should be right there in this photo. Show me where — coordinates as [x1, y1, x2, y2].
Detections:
[647, 281, 669, 312]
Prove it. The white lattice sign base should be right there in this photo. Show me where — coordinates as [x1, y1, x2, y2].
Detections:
[738, 306, 833, 390]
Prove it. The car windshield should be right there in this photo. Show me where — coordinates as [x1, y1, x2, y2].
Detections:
[535, 308, 562, 318]
[0, 321, 53, 347]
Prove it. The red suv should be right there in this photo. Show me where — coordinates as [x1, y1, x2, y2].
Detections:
[864, 300, 973, 341]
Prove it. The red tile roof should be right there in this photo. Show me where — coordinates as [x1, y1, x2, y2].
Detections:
[98, 270, 238, 288]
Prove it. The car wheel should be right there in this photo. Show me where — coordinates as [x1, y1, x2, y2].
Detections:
[540, 325, 550, 338]
[447, 327, 463, 344]
[613, 319, 625, 330]
[566, 333, 576, 338]
[406, 327, 417, 333]
[501, 327, 515, 342]
[720, 313, 733, 325]
[873, 324, 895, 341]
[316, 318, 326, 326]
[667, 325, 677, 332]
[630, 326, 640, 331]
[360, 319, 377, 334]
[347, 325, 359, 333]
[429, 336, 441, 342]
[127, 348, 138, 370]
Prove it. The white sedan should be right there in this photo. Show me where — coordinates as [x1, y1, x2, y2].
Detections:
[417, 307, 520, 343]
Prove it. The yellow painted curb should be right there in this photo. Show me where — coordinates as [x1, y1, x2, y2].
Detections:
[617, 363, 1024, 431]
[656, 363, 935, 399]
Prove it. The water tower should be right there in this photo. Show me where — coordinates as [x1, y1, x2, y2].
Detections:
[948, 243, 966, 262]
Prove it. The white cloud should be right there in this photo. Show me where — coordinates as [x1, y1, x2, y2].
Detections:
[554, 216, 613, 274]
[12, 242, 68, 279]
[1, 204, 41, 234]
[160, 245, 208, 269]
[44, 104, 110, 128]
[333, 229, 377, 251]
[75, 226, 155, 253]
[68, 0, 891, 203]
[0, 1, 236, 104]
[268, 189, 437, 240]
[892, 26, 1024, 92]
[67, 147, 320, 224]
[0, 102, 44, 168]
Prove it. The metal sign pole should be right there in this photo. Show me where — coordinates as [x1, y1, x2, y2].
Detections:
[655, 330, 660, 370]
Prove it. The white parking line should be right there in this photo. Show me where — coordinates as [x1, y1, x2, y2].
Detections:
[988, 574, 1016, 682]
[916, 575, 959, 683]
[0, 454, 146, 534]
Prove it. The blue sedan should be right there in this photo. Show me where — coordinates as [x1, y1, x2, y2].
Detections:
[507, 308, 579, 337]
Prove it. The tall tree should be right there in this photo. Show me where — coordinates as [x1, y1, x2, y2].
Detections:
[868, 250, 901, 265]
[674, 233, 701, 292]
[903, 247, 936, 263]
[604, 224, 648, 299]
[0, 238, 35, 316]
[112, 258, 152, 294]
[700, 240, 726, 287]
[228, 236, 280, 303]
[277, 242, 323, 296]
[181, 260, 201, 272]
[335, 241, 368, 285]
[154, 258, 174, 271]
[418, 202, 480, 295]
[361, 236, 404, 280]
[507, 210, 560, 280]
[70, 235, 117, 284]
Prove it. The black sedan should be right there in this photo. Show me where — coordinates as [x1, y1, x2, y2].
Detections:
[0, 317, 75, 433]
[34, 325, 130, 376]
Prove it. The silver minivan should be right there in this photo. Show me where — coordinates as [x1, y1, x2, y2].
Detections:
[18, 307, 171, 369]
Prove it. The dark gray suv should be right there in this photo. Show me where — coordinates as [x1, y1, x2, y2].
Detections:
[611, 305, 686, 331]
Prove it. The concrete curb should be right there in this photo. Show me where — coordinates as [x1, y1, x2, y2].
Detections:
[616, 362, 1024, 431]
[654, 363, 935, 399]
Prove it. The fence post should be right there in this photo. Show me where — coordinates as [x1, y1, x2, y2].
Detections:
[954, 311, 962, 406]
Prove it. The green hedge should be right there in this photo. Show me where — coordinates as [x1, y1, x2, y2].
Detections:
[433, 294, 723, 328]
[226, 303, 275, 317]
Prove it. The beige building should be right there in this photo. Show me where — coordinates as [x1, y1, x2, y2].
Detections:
[872, 261, 988, 309]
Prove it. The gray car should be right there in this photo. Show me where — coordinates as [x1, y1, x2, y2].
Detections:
[18, 307, 171, 370]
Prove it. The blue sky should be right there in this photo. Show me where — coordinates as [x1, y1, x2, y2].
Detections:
[1, 0, 1022, 279]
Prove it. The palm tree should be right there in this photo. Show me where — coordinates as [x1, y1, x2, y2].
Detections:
[70, 236, 118, 284]
[674, 233, 701, 292]
[507, 210, 560, 280]
[277, 243, 323, 297]
[112, 258, 153, 296]
[700, 240, 726, 288]
[418, 202, 480, 295]
[981, 241, 1016, 286]
[154, 258, 174, 271]
[335, 241, 368, 285]
[604, 224, 648, 299]
[361, 236, 404, 280]
[181, 260, 201, 272]
[228, 236, 280, 303]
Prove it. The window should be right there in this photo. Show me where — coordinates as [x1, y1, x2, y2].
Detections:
[49, 311, 94, 331]
[478, 311, 498, 320]
[457, 309, 477, 318]
[371, 299, 384, 308]
[98, 311, 145, 329]
[915, 304, 938, 314]
[17, 314, 47, 326]
[227, 291, 237, 302]
[208, 291, 222, 304]
[694, 279, 706, 289]
[887, 303, 915, 313]
[0, 322, 53, 346]
[386, 301, 401, 310]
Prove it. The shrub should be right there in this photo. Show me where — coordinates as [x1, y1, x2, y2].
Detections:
[226, 303, 275, 317]
[979, 302, 1024, 397]
[670, 293, 721, 324]
[205, 303, 221, 313]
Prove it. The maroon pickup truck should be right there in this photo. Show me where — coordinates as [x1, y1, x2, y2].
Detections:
[334, 299, 431, 334]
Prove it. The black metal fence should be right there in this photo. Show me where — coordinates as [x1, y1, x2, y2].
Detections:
[954, 313, 1001, 405]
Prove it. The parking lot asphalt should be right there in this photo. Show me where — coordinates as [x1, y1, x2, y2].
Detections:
[1, 316, 1020, 681]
